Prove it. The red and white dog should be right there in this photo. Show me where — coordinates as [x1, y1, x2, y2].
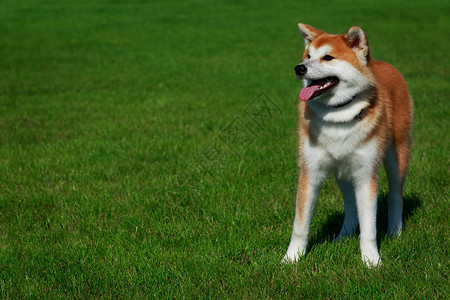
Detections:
[284, 24, 413, 266]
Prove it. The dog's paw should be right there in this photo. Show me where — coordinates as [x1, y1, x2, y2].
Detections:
[282, 254, 297, 264]
[282, 253, 296, 264]
[362, 253, 382, 268]
[282, 247, 305, 263]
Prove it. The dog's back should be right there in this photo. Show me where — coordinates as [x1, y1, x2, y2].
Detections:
[373, 60, 413, 178]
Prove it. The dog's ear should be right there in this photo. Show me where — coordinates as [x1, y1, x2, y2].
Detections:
[345, 26, 371, 65]
[298, 23, 325, 48]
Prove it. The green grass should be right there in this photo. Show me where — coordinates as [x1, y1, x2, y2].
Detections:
[0, 0, 449, 298]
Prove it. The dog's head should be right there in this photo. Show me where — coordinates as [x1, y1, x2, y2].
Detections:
[295, 24, 375, 106]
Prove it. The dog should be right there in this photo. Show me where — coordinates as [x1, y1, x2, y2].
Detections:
[284, 24, 413, 267]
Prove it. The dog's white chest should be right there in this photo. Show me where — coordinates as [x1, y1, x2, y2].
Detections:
[314, 120, 365, 159]
[304, 119, 378, 181]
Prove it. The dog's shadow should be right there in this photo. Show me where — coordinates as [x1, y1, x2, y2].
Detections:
[307, 193, 421, 251]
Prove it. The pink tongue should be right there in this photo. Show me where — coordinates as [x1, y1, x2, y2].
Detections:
[299, 84, 321, 101]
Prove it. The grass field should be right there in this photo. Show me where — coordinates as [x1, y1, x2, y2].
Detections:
[0, 0, 449, 298]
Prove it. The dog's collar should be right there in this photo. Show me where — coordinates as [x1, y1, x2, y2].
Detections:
[327, 95, 357, 108]
[327, 95, 365, 120]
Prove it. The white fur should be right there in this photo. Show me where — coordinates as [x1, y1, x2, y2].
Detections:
[355, 178, 380, 266]
[301, 45, 374, 108]
[346, 27, 369, 65]
[285, 135, 382, 266]
[308, 91, 371, 123]
[306, 105, 378, 161]
[284, 183, 320, 262]
[308, 45, 331, 60]
[285, 42, 384, 267]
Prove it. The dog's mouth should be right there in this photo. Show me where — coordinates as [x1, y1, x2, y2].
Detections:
[299, 77, 339, 101]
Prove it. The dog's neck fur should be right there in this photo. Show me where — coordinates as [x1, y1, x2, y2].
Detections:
[327, 94, 366, 120]
[327, 95, 356, 108]
[301, 88, 378, 159]
[306, 89, 374, 123]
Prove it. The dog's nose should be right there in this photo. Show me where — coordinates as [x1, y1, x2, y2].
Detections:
[294, 64, 307, 76]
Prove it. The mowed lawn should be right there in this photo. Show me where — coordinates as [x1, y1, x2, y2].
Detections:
[0, 0, 449, 298]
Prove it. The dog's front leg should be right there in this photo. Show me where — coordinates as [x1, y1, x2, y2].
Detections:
[355, 176, 381, 267]
[283, 167, 322, 262]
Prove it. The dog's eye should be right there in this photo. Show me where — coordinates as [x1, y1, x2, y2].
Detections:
[307, 54, 310, 59]
[323, 55, 334, 61]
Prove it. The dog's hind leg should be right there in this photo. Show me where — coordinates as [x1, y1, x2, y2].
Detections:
[384, 141, 410, 237]
[335, 179, 359, 242]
